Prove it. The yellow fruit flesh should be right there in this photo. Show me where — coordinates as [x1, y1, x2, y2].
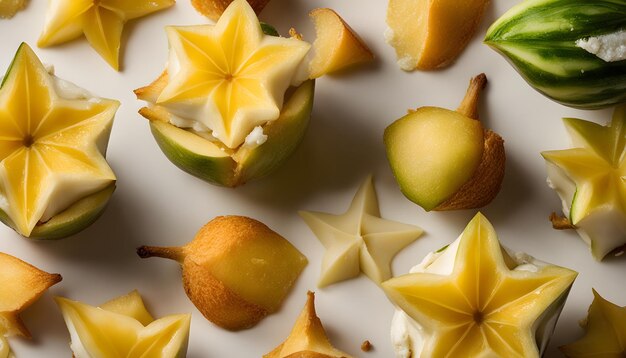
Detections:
[0, 0, 26, 19]
[0, 44, 117, 237]
[383, 213, 577, 357]
[56, 293, 190, 357]
[153, 0, 310, 149]
[308, 8, 374, 78]
[207, 226, 308, 312]
[386, 0, 488, 70]
[38, 0, 175, 70]
[384, 107, 484, 211]
[0, 252, 62, 337]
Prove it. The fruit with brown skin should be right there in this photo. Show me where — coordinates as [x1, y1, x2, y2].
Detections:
[384, 73, 505, 211]
[137, 216, 307, 330]
[309, 8, 374, 79]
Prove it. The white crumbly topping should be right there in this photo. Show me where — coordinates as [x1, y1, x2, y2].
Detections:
[242, 126, 267, 148]
[390, 237, 564, 357]
[576, 30, 626, 62]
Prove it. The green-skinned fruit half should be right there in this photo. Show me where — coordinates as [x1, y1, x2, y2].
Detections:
[384, 74, 505, 211]
[0, 44, 117, 239]
[484, 0, 626, 109]
[136, 78, 315, 187]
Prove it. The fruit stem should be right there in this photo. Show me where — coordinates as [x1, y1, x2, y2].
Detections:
[137, 245, 185, 262]
[456, 73, 487, 120]
[549, 212, 575, 230]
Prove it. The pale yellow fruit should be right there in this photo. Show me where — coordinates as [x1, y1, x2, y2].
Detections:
[0, 0, 26, 19]
[384, 74, 505, 211]
[264, 292, 353, 358]
[309, 8, 374, 79]
[137, 216, 308, 330]
[386, 0, 489, 70]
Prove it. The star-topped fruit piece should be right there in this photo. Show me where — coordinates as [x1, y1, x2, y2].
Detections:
[560, 290, 626, 357]
[154, 0, 310, 149]
[56, 290, 191, 358]
[37, 0, 174, 70]
[264, 291, 353, 358]
[300, 176, 423, 287]
[542, 105, 626, 260]
[0, 252, 62, 340]
[383, 213, 577, 357]
[0, 44, 117, 238]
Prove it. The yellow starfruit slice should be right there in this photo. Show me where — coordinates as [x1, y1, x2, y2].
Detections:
[56, 291, 191, 358]
[264, 291, 353, 358]
[383, 213, 577, 358]
[37, 0, 175, 70]
[299, 176, 423, 287]
[542, 105, 626, 260]
[560, 289, 626, 357]
[0, 43, 117, 238]
[0, 252, 62, 338]
[152, 0, 310, 149]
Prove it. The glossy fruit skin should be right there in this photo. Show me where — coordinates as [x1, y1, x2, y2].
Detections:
[485, 0, 626, 109]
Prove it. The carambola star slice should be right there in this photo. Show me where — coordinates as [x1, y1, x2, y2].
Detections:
[38, 0, 175, 70]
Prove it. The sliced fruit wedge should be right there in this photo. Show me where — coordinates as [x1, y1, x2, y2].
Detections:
[0, 252, 62, 338]
[56, 291, 191, 358]
[264, 291, 353, 358]
[0, 44, 118, 239]
[38, 0, 174, 70]
[309, 8, 374, 78]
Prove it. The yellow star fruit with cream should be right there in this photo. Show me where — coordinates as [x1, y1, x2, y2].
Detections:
[300, 176, 423, 287]
[383, 213, 577, 357]
[542, 105, 626, 260]
[38, 0, 174, 70]
[0, 44, 117, 238]
[56, 290, 191, 358]
[136, 0, 314, 187]
[560, 290, 626, 357]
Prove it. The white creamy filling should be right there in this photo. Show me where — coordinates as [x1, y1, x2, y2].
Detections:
[546, 162, 626, 259]
[576, 30, 626, 62]
[390, 236, 569, 357]
[242, 126, 268, 148]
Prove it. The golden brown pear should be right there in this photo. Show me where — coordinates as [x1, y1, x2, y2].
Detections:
[137, 216, 307, 330]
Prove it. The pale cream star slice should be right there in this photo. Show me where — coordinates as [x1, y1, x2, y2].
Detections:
[300, 176, 423, 287]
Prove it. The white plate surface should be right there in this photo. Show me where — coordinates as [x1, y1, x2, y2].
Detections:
[0, 1, 624, 357]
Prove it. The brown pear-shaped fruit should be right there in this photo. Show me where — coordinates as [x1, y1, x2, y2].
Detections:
[137, 216, 307, 330]
[0, 252, 62, 337]
[265, 291, 353, 358]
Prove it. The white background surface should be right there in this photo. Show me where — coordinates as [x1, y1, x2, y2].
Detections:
[0, 1, 624, 357]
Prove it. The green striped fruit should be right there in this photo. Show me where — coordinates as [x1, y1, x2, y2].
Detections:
[484, 0, 626, 109]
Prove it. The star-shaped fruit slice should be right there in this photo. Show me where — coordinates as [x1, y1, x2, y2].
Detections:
[560, 290, 626, 357]
[300, 176, 423, 287]
[383, 213, 577, 357]
[0, 252, 62, 340]
[56, 290, 191, 357]
[154, 0, 310, 149]
[0, 44, 117, 238]
[264, 291, 353, 358]
[37, 0, 174, 70]
[542, 105, 626, 260]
